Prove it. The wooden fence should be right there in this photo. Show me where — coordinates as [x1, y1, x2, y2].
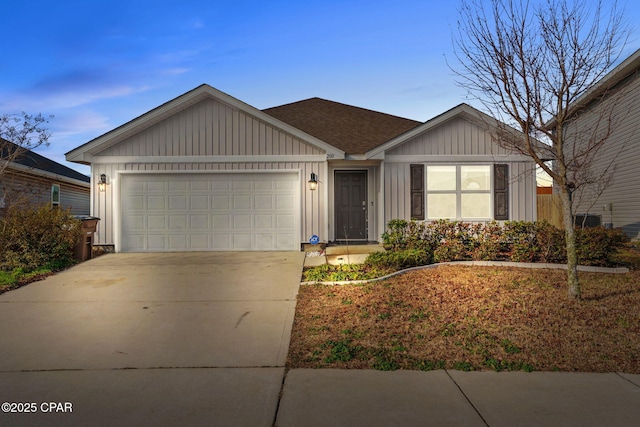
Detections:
[537, 194, 563, 228]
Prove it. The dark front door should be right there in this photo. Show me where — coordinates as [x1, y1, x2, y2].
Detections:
[335, 170, 367, 241]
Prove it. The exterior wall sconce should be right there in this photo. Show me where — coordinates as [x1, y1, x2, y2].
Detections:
[308, 172, 318, 191]
[98, 174, 107, 192]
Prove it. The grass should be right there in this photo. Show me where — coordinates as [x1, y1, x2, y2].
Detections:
[0, 267, 55, 293]
[287, 264, 640, 373]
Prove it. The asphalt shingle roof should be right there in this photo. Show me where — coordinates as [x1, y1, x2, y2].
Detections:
[263, 98, 422, 155]
[1, 139, 90, 183]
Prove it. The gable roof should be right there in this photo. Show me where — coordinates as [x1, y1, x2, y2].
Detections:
[366, 103, 490, 158]
[263, 98, 421, 155]
[2, 139, 89, 184]
[547, 48, 640, 127]
[366, 102, 538, 159]
[66, 84, 344, 164]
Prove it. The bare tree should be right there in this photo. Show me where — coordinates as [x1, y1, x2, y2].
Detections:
[1, 112, 53, 208]
[451, 0, 629, 300]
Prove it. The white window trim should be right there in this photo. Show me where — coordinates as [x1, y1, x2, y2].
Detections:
[425, 165, 492, 220]
[51, 184, 60, 206]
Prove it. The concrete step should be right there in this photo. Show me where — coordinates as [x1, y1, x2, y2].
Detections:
[325, 244, 385, 256]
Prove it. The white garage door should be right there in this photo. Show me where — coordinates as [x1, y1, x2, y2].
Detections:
[120, 172, 299, 251]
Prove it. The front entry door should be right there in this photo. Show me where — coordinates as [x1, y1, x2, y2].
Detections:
[335, 170, 367, 241]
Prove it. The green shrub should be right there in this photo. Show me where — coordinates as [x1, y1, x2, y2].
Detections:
[381, 219, 409, 251]
[470, 221, 504, 261]
[365, 249, 432, 270]
[576, 227, 627, 266]
[535, 221, 566, 263]
[380, 219, 625, 268]
[0, 204, 82, 272]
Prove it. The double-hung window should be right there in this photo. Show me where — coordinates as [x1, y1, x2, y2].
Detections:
[426, 165, 492, 220]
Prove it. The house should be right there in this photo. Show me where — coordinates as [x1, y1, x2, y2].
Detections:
[561, 48, 640, 239]
[65, 84, 537, 252]
[1, 139, 90, 215]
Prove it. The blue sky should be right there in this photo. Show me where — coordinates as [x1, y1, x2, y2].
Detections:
[2, 0, 639, 182]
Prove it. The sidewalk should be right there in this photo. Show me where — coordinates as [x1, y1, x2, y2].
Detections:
[276, 369, 640, 427]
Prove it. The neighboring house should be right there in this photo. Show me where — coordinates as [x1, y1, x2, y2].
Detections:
[562, 48, 640, 239]
[65, 84, 536, 252]
[0, 139, 90, 216]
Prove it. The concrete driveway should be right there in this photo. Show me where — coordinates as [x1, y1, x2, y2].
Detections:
[0, 251, 304, 426]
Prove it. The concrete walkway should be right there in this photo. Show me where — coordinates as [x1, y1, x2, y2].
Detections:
[277, 369, 640, 427]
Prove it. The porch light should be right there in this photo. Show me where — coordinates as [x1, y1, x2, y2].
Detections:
[308, 172, 318, 191]
[98, 174, 107, 192]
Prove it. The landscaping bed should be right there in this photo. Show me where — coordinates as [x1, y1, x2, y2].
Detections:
[288, 265, 640, 373]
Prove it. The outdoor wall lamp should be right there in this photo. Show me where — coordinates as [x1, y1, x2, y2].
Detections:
[308, 172, 318, 191]
[98, 174, 107, 192]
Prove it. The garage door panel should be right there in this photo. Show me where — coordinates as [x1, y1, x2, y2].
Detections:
[121, 173, 298, 251]
[169, 195, 187, 210]
[169, 235, 187, 250]
[212, 234, 231, 249]
[169, 215, 187, 229]
[255, 181, 274, 191]
[147, 235, 166, 250]
[212, 195, 229, 209]
[123, 215, 144, 230]
[147, 215, 166, 230]
[147, 182, 166, 192]
[276, 195, 295, 210]
[190, 215, 209, 229]
[233, 195, 252, 209]
[255, 215, 273, 229]
[169, 181, 188, 191]
[190, 235, 209, 249]
[277, 234, 295, 248]
[233, 215, 252, 229]
[190, 195, 209, 210]
[254, 195, 273, 210]
[147, 196, 166, 210]
[233, 234, 251, 249]
[213, 215, 230, 229]
[255, 233, 274, 249]
[233, 181, 252, 191]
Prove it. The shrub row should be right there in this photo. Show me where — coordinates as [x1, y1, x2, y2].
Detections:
[371, 219, 627, 270]
[0, 204, 82, 272]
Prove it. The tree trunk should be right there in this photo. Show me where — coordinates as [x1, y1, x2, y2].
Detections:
[560, 188, 581, 300]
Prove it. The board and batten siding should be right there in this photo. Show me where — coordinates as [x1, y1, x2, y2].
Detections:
[89, 97, 329, 247]
[382, 114, 537, 223]
[96, 98, 324, 158]
[565, 71, 640, 239]
[386, 116, 513, 156]
[91, 161, 325, 246]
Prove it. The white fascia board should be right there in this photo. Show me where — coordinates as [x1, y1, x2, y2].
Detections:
[65, 84, 345, 164]
[88, 154, 328, 164]
[384, 154, 535, 163]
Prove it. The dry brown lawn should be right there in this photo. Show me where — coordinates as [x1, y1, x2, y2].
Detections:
[287, 266, 640, 373]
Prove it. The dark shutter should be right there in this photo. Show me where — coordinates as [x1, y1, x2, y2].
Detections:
[494, 164, 509, 220]
[410, 164, 424, 220]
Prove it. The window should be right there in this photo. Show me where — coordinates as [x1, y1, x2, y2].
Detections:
[426, 165, 492, 220]
[51, 184, 60, 206]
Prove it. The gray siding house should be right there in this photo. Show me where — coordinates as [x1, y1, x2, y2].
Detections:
[65, 84, 537, 252]
[1, 140, 90, 216]
[563, 49, 640, 239]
